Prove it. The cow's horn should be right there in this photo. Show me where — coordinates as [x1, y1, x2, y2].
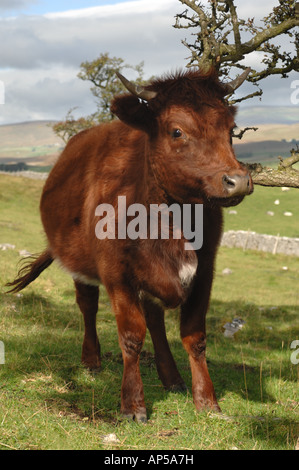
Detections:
[116, 71, 157, 101]
[224, 67, 251, 94]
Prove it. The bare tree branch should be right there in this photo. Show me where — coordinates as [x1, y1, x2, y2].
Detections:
[175, 0, 299, 79]
[246, 150, 299, 188]
[233, 126, 259, 140]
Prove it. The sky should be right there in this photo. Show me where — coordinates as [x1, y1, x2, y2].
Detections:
[0, 0, 298, 126]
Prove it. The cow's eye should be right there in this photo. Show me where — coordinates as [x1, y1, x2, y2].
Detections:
[172, 129, 182, 138]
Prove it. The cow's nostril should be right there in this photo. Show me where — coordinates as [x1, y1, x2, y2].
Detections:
[222, 173, 251, 197]
[222, 175, 236, 189]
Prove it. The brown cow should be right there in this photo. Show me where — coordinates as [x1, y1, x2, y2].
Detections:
[7, 68, 253, 422]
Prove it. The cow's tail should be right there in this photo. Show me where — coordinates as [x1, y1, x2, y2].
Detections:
[6, 249, 54, 293]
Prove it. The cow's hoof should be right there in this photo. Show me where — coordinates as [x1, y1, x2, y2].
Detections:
[122, 410, 147, 424]
[167, 382, 187, 392]
[82, 357, 101, 372]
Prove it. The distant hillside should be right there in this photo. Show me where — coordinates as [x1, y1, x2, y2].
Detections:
[0, 121, 62, 147]
[0, 121, 63, 166]
[234, 139, 298, 164]
[0, 120, 298, 168]
[235, 123, 299, 144]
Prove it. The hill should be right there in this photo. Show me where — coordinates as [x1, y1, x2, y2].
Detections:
[234, 138, 298, 164]
[235, 123, 299, 144]
[0, 121, 63, 167]
[0, 121, 61, 147]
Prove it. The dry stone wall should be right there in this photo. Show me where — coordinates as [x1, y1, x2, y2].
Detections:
[221, 230, 299, 257]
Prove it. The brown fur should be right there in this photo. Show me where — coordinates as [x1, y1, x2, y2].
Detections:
[7, 69, 253, 421]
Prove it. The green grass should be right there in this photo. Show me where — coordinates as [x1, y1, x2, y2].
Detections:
[0, 174, 298, 450]
[223, 185, 299, 238]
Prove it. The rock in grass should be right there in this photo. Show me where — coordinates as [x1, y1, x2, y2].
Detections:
[222, 268, 233, 275]
[223, 318, 245, 338]
[0, 243, 15, 250]
[102, 433, 120, 445]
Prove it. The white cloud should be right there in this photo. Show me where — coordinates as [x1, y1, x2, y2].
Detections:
[0, 0, 38, 11]
[0, 66, 94, 124]
[0, 0, 297, 125]
[44, 0, 176, 19]
[0, 0, 187, 124]
[0, 0, 184, 71]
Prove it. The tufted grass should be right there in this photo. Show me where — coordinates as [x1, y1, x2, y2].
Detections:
[0, 174, 298, 450]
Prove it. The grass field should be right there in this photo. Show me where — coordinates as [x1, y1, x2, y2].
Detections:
[223, 185, 299, 238]
[0, 174, 298, 450]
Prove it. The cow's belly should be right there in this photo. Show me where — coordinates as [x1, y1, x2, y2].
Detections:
[55, 256, 101, 286]
[54, 239, 198, 309]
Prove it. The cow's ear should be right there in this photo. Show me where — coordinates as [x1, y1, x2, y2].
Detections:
[111, 94, 155, 133]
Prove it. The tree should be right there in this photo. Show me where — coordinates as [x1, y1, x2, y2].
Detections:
[174, 0, 299, 187]
[52, 53, 145, 143]
[174, 0, 298, 101]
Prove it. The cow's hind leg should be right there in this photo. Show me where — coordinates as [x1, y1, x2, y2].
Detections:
[142, 295, 186, 391]
[110, 289, 147, 423]
[75, 281, 101, 370]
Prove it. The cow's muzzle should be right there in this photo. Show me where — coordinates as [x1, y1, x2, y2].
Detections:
[222, 173, 253, 197]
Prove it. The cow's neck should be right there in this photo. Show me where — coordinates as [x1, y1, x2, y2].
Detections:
[142, 156, 172, 208]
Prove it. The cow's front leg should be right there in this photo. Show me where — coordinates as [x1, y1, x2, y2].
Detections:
[111, 289, 147, 423]
[180, 266, 220, 412]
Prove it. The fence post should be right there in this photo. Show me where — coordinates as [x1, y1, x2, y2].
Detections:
[272, 234, 280, 255]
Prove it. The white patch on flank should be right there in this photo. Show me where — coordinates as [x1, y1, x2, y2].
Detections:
[55, 257, 100, 286]
[179, 260, 197, 288]
[69, 271, 100, 286]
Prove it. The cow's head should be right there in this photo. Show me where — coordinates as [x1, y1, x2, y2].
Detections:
[111, 68, 253, 207]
